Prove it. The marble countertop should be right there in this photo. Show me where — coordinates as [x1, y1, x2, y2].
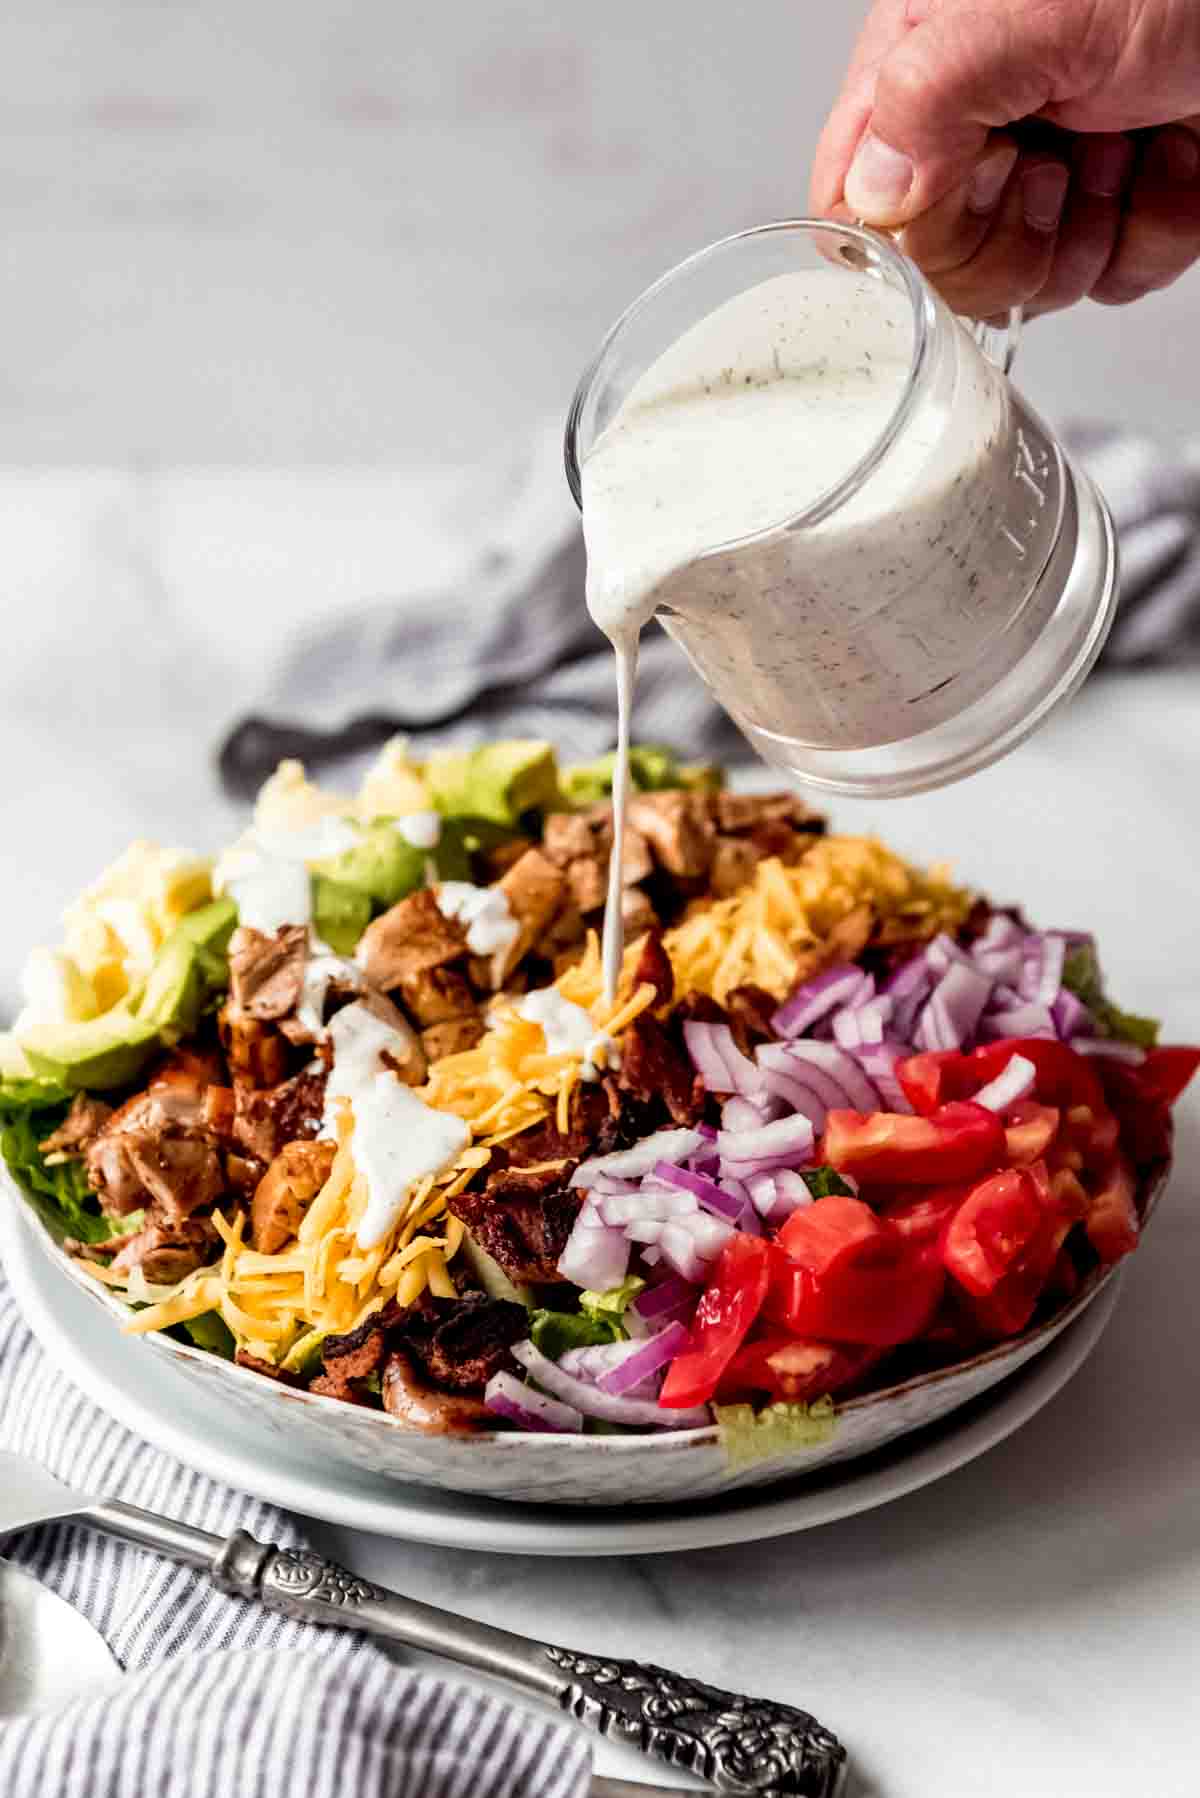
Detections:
[6, 467, 1200, 1796]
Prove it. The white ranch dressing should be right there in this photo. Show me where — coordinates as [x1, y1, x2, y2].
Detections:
[218, 814, 363, 936]
[581, 267, 1025, 995]
[514, 986, 617, 1081]
[395, 811, 442, 851]
[322, 1000, 469, 1250]
[295, 947, 365, 1040]
[436, 881, 520, 956]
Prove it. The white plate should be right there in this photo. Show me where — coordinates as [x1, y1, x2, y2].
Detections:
[2, 1197, 1121, 1556]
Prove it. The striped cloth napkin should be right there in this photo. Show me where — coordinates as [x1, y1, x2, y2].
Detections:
[0, 1269, 591, 1798]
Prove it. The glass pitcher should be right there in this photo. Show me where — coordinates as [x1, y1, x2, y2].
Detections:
[564, 220, 1118, 797]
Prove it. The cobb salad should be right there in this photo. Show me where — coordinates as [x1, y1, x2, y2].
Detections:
[2, 737, 1195, 1459]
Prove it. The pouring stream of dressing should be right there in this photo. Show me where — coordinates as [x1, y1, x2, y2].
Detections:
[600, 635, 638, 1003]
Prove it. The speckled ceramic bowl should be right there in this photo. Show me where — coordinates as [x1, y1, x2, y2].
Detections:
[2, 1155, 1168, 1507]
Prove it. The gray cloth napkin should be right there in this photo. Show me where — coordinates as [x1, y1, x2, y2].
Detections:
[0, 1269, 591, 1798]
[217, 421, 1200, 801]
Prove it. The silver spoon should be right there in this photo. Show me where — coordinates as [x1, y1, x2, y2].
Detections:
[0, 1450, 847, 1796]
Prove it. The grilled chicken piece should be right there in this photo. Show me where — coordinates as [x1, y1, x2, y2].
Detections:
[40, 1094, 113, 1159]
[108, 1218, 218, 1284]
[251, 1138, 337, 1253]
[483, 848, 567, 987]
[420, 1017, 486, 1062]
[357, 889, 468, 991]
[232, 1069, 328, 1165]
[219, 1009, 290, 1088]
[626, 792, 715, 879]
[227, 924, 308, 1020]
[380, 1350, 491, 1435]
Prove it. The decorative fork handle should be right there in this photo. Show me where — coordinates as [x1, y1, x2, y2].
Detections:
[84, 1504, 847, 1797]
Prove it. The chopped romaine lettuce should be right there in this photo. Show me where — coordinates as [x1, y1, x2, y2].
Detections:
[579, 1276, 645, 1322]
[0, 1087, 119, 1244]
[800, 1166, 855, 1199]
[1062, 945, 1160, 1047]
[529, 1307, 623, 1361]
[715, 1395, 837, 1469]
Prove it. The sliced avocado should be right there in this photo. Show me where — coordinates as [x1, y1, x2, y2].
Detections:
[560, 743, 688, 806]
[425, 741, 560, 828]
[678, 759, 725, 794]
[21, 901, 234, 1092]
[21, 1006, 160, 1092]
[312, 822, 427, 910]
[312, 875, 372, 955]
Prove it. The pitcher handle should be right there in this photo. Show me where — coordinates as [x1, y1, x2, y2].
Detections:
[969, 305, 1023, 375]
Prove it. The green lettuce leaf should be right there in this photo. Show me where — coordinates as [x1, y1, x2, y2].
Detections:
[0, 1096, 118, 1245]
[800, 1166, 855, 1199]
[529, 1307, 622, 1361]
[579, 1276, 645, 1323]
[715, 1395, 838, 1469]
[1062, 945, 1160, 1048]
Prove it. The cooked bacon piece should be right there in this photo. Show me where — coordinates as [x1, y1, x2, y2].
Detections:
[725, 984, 779, 1050]
[357, 889, 468, 991]
[234, 1350, 302, 1386]
[626, 792, 715, 879]
[394, 1293, 527, 1394]
[448, 1165, 581, 1285]
[420, 1017, 486, 1062]
[251, 1138, 337, 1253]
[232, 1069, 328, 1165]
[40, 1094, 113, 1159]
[380, 1350, 491, 1434]
[633, 929, 674, 1009]
[228, 924, 308, 1021]
[219, 1008, 290, 1089]
[617, 1012, 704, 1126]
[108, 1216, 218, 1284]
[311, 1318, 390, 1404]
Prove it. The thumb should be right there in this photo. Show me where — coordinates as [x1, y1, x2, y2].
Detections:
[844, 5, 1064, 223]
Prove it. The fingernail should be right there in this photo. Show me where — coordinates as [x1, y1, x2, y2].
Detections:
[1078, 135, 1134, 198]
[1144, 125, 1200, 185]
[1023, 162, 1069, 231]
[967, 144, 1019, 214]
[845, 133, 915, 217]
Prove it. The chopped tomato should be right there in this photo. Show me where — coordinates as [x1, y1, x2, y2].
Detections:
[896, 1050, 975, 1115]
[717, 1336, 881, 1404]
[969, 1038, 1105, 1113]
[1138, 1046, 1200, 1107]
[658, 1234, 771, 1409]
[879, 1184, 968, 1244]
[1004, 1100, 1059, 1165]
[777, 1193, 882, 1270]
[1093, 1061, 1173, 1167]
[823, 1101, 1005, 1186]
[941, 1168, 1046, 1297]
[769, 1199, 945, 1346]
[1085, 1154, 1140, 1264]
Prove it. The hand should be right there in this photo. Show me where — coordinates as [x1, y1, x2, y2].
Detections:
[810, 0, 1200, 318]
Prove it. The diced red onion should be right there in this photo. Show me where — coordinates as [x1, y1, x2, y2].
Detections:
[833, 995, 891, 1049]
[971, 945, 1024, 988]
[596, 1322, 691, 1396]
[485, 1371, 583, 1433]
[679, 1212, 737, 1260]
[843, 972, 878, 1009]
[1072, 1038, 1147, 1064]
[885, 954, 934, 999]
[972, 1052, 1037, 1113]
[641, 1246, 662, 1267]
[556, 1215, 631, 1288]
[771, 965, 871, 1038]
[584, 1174, 640, 1197]
[775, 1169, 819, 1208]
[925, 932, 975, 974]
[1019, 933, 1067, 1007]
[682, 1021, 759, 1095]
[634, 1275, 696, 1321]
[718, 1111, 815, 1173]
[915, 961, 993, 1052]
[626, 1218, 665, 1244]
[695, 1122, 718, 1140]
[857, 1041, 915, 1114]
[977, 914, 1024, 950]
[571, 1128, 703, 1187]
[657, 1222, 709, 1284]
[978, 1004, 1056, 1041]
[1052, 990, 1092, 1040]
[782, 1041, 882, 1113]
[745, 1171, 779, 1218]
[654, 1161, 744, 1222]
[511, 1340, 710, 1428]
[597, 1189, 697, 1227]
[722, 1094, 782, 1132]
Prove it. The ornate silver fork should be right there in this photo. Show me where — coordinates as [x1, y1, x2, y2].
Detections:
[0, 1450, 847, 1797]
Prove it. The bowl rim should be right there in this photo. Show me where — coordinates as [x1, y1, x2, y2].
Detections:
[3, 1145, 1170, 1455]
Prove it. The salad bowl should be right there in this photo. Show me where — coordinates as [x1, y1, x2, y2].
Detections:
[4, 1154, 1167, 1507]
